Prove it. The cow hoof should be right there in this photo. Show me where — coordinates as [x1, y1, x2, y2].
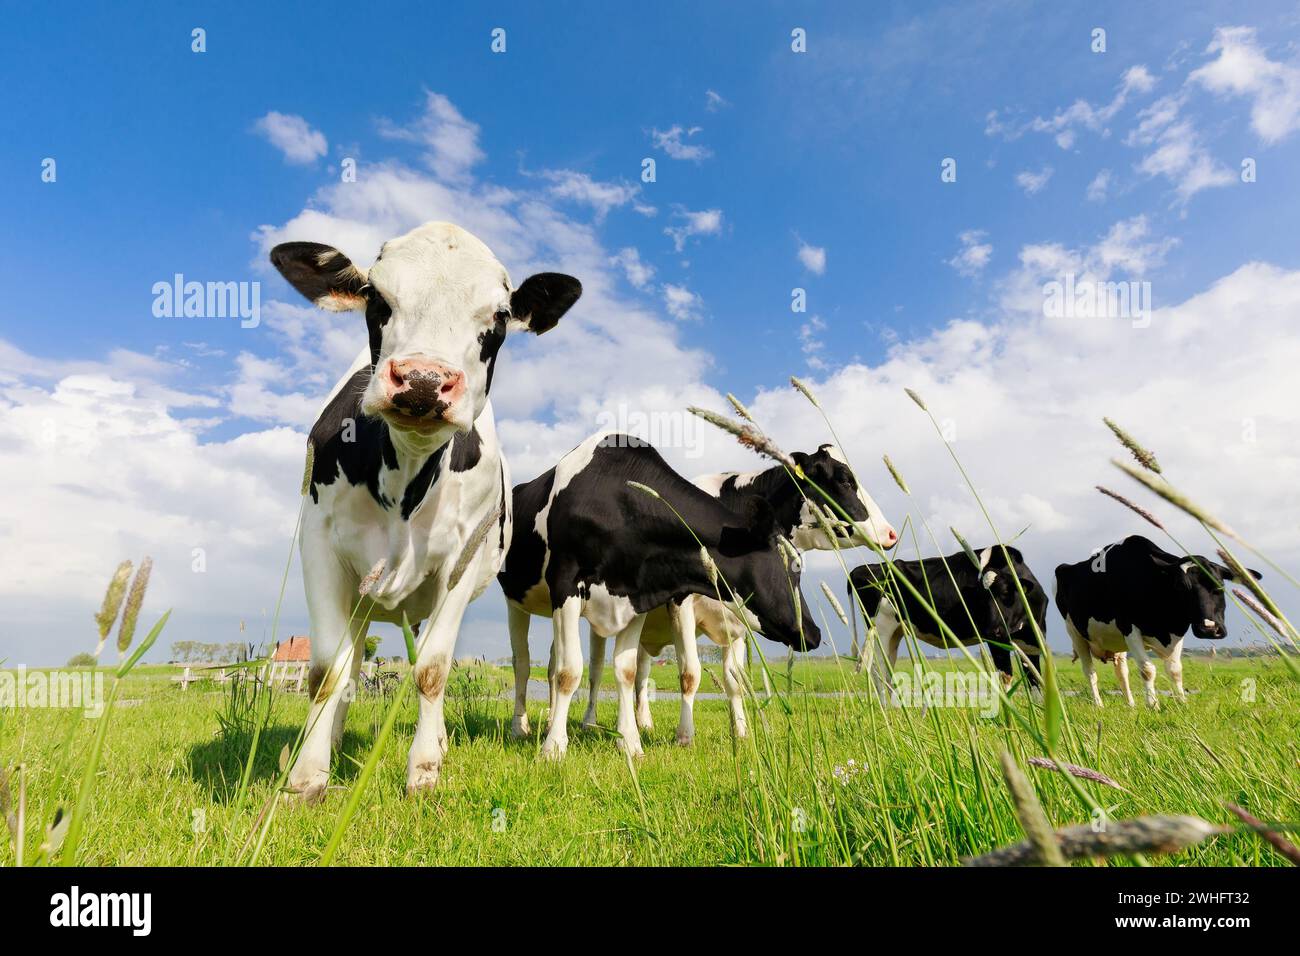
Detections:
[675, 733, 693, 747]
[284, 775, 328, 805]
[510, 716, 531, 738]
[618, 742, 645, 760]
[581, 711, 598, 729]
[406, 761, 441, 794]
[540, 738, 567, 760]
[734, 722, 749, 739]
[636, 713, 654, 731]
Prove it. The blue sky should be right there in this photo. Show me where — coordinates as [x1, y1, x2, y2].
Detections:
[3, 1, 1300, 665]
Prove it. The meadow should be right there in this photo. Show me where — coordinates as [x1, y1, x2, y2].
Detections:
[4, 395, 1297, 868]
[2, 651, 1296, 866]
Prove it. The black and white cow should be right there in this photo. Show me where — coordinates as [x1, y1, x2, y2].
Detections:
[270, 222, 581, 799]
[848, 546, 1047, 700]
[498, 432, 821, 758]
[1054, 535, 1260, 708]
[576, 444, 897, 744]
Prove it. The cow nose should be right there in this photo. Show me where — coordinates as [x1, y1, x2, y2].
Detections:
[884, 528, 898, 546]
[385, 359, 465, 419]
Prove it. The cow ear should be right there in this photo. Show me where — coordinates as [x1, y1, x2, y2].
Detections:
[1214, 562, 1263, 583]
[270, 242, 369, 313]
[510, 273, 582, 335]
[718, 495, 776, 557]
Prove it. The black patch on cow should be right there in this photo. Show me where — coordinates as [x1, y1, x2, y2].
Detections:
[307, 369, 397, 508]
[449, 425, 483, 472]
[365, 291, 393, 369]
[497, 463, 508, 551]
[510, 273, 582, 335]
[497, 436, 820, 650]
[478, 313, 508, 394]
[400, 444, 447, 519]
[1054, 535, 1259, 645]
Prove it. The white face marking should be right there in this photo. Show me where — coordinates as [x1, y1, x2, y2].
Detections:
[360, 223, 512, 433]
[978, 547, 993, 570]
[691, 472, 733, 497]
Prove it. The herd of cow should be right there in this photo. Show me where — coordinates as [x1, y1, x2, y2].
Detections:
[268, 221, 1259, 801]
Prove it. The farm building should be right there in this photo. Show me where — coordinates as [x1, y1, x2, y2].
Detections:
[272, 636, 311, 662]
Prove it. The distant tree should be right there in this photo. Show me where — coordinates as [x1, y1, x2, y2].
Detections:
[66, 652, 97, 668]
[364, 636, 381, 661]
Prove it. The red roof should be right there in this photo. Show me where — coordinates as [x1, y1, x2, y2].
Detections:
[273, 636, 311, 662]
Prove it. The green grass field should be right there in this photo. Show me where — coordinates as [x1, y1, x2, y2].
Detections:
[3, 652, 1296, 866]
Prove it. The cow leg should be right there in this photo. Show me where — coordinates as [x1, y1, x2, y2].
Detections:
[331, 635, 367, 749]
[583, 632, 607, 728]
[669, 600, 701, 746]
[507, 601, 532, 738]
[1112, 653, 1135, 707]
[986, 641, 1014, 692]
[634, 645, 655, 730]
[866, 603, 902, 705]
[1123, 628, 1160, 709]
[287, 546, 361, 802]
[1161, 639, 1186, 703]
[1066, 620, 1103, 707]
[541, 597, 583, 759]
[720, 636, 748, 737]
[407, 569, 479, 794]
[613, 614, 648, 758]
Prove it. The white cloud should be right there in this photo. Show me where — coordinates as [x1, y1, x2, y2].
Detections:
[799, 315, 828, 369]
[1086, 168, 1112, 202]
[664, 206, 723, 252]
[378, 91, 484, 182]
[797, 240, 827, 276]
[650, 125, 713, 161]
[253, 112, 327, 165]
[990, 65, 1156, 148]
[1015, 166, 1053, 195]
[1190, 26, 1300, 143]
[947, 230, 992, 277]
[705, 89, 730, 112]
[541, 169, 640, 221]
[1126, 96, 1235, 202]
[662, 283, 704, 321]
[609, 247, 655, 289]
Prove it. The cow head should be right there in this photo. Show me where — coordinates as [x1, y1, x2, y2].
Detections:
[717, 496, 822, 650]
[271, 222, 580, 447]
[790, 445, 897, 551]
[1175, 557, 1262, 638]
[972, 545, 1034, 642]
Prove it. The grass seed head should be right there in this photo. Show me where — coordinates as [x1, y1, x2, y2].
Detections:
[998, 750, 1066, 866]
[688, 406, 798, 472]
[94, 560, 134, 655]
[116, 557, 152, 655]
[1027, 756, 1124, 790]
[904, 387, 927, 412]
[625, 480, 662, 500]
[1103, 417, 1161, 474]
[358, 558, 387, 597]
[820, 581, 849, 626]
[700, 547, 719, 589]
[965, 814, 1222, 866]
[883, 454, 910, 495]
[789, 376, 820, 409]
[301, 440, 316, 496]
[726, 393, 755, 423]
[1096, 485, 1165, 531]
[1231, 588, 1288, 641]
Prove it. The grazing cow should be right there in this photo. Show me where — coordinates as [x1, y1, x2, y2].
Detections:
[1054, 535, 1260, 708]
[498, 432, 821, 758]
[848, 546, 1047, 700]
[578, 444, 897, 744]
[270, 222, 581, 799]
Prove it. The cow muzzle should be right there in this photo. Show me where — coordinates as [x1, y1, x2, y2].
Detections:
[379, 358, 467, 426]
